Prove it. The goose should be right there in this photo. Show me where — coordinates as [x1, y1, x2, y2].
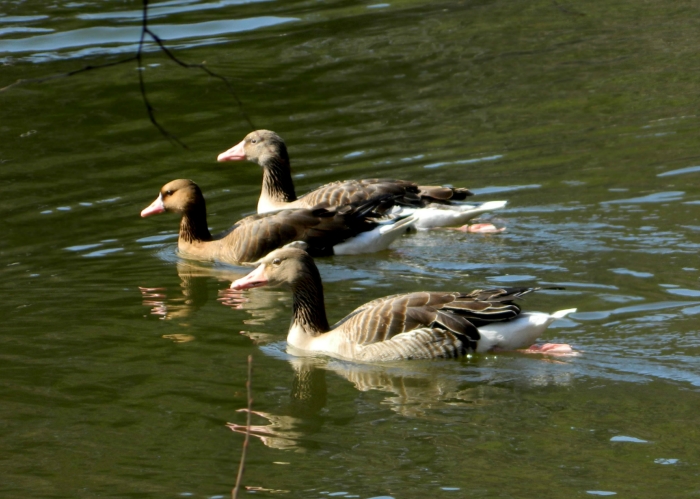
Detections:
[140, 179, 414, 265]
[216, 130, 507, 229]
[230, 247, 577, 362]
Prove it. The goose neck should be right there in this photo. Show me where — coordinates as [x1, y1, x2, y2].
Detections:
[290, 271, 329, 337]
[179, 203, 212, 243]
[261, 154, 297, 204]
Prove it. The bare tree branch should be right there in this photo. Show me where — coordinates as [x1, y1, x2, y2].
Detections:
[136, 0, 189, 148]
[0, 56, 138, 92]
[145, 28, 255, 130]
[1, 0, 255, 146]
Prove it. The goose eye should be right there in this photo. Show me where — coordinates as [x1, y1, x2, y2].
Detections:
[272, 258, 281, 266]
[251, 138, 258, 144]
[164, 190, 173, 196]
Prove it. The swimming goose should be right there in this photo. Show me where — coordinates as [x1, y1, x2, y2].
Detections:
[140, 179, 414, 265]
[230, 248, 577, 362]
[216, 130, 507, 229]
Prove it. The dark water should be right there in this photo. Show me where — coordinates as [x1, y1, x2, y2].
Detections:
[2, 0, 699, 497]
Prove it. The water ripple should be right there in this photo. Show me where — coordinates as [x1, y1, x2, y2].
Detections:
[601, 191, 685, 204]
[657, 165, 700, 177]
[1, 17, 298, 59]
[76, 0, 272, 21]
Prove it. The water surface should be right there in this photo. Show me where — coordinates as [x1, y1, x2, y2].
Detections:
[1, 0, 699, 497]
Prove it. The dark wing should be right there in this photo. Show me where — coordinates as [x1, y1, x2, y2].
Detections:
[332, 291, 480, 349]
[297, 179, 473, 209]
[416, 184, 473, 202]
[452, 287, 547, 327]
[214, 199, 389, 263]
[296, 179, 417, 208]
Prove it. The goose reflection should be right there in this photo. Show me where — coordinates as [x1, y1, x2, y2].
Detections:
[314, 352, 575, 417]
[227, 356, 328, 452]
[139, 260, 282, 325]
[139, 260, 217, 321]
[227, 350, 575, 451]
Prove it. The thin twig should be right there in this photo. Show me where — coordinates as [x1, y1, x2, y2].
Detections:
[232, 354, 253, 499]
[0, 56, 139, 92]
[1, 0, 255, 144]
[145, 27, 255, 130]
[136, 1, 188, 148]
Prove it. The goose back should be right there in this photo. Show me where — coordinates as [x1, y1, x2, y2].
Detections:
[293, 179, 473, 212]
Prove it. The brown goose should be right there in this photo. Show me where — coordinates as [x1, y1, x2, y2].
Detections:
[140, 179, 414, 265]
[216, 130, 507, 229]
[230, 248, 577, 362]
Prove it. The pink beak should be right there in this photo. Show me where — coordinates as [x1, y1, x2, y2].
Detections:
[230, 264, 268, 290]
[217, 139, 246, 162]
[141, 193, 165, 217]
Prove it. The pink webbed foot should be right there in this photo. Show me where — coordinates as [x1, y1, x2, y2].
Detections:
[461, 223, 506, 233]
[521, 343, 579, 357]
[440, 223, 506, 233]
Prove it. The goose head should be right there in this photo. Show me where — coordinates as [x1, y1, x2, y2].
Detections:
[141, 179, 204, 217]
[217, 129, 289, 166]
[230, 248, 318, 291]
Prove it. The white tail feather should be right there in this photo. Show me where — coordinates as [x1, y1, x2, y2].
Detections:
[333, 215, 415, 255]
[476, 308, 575, 352]
[410, 200, 508, 229]
[552, 308, 577, 319]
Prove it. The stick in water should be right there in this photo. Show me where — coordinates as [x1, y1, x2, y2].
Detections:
[232, 355, 253, 499]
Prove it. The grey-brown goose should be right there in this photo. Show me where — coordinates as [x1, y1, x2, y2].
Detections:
[230, 248, 577, 362]
[140, 179, 414, 265]
[216, 130, 507, 229]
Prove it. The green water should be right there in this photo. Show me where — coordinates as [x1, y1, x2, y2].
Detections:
[1, 0, 699, 497]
